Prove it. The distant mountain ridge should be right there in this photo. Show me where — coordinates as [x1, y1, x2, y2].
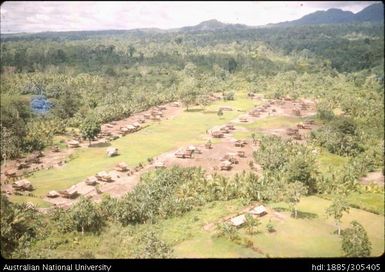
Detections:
[1, 3, 383, 38]
[270, 3, 384, 27]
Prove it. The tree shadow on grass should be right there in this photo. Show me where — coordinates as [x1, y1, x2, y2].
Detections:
[89, 142, 111, 148]
[273, 207, 318, 219]
[185, 108, 204, 113]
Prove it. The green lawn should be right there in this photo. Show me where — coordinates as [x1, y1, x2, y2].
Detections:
[317, 149, 348, 173]
[11, 93, 256, 205]
[264, 196, 384, 257]
[346, 192, 384, 215]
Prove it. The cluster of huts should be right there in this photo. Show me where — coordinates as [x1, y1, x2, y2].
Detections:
[211, 123, 235, 138]
[249, 101, 274, 118]
[119, 122, 142, 136]
[175, 145, 202, 159]
[228, 204, 268, 227]
[286, 120, 315, 140]
[46, 161, 134, 200]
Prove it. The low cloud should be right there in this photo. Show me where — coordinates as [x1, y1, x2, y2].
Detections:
[0, 1, 380, 33]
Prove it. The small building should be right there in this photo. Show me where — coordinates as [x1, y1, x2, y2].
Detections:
[154, 161, 166, 169]
[13, 179, 33, 191]
[229, 214, 246, 227]
[59, 185, 79, 199]
[47, 190, 60, 198]
[249, 205, 267, 217]
[237, 150, 246, 158]
[115, 162, 129, 172]
[85, 176, 98, 186]
[220, 160, 232, 171]
[132, 122, 141, 129]
[212, 131, 224, 138]
[106, 147, 118, 157]
[106, 123, 114, 128]
[67, 140, 80, 148]
[126, 125, 136, 133]
[4, 169, 17, 178]
[96, 171, 113, 182]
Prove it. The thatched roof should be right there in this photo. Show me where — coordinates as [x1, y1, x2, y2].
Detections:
[47, 190, 60, 198]
[221, 160, 232, 167]
[106, 147, 118, 157]
[68, 140, 80, 145]
[13, 179, 33, 191]
[85, 176, 98, 185]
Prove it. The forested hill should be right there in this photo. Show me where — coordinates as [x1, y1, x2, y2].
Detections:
[270, 3, 384, 27]
[1, 22, 383, 74]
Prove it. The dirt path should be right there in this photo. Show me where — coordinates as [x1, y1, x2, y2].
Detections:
[360, 171, 384, 186]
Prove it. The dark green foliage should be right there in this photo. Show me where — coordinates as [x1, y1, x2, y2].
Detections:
[254, 136, 318, 193]
[341, 221, 371, 257]
[216, 223, 240, 241]
[312, 117, 364, 156]
[326, 195, 350, 235]
[80, 116, 101, 145]
[70, 197, 104, 234]
[0, 94, 31, 159]
[52, 197, 104, 235]
[0, 195, 42, 258]
[131, 230, 173, 258]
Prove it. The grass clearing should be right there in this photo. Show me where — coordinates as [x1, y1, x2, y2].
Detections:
[317, 149, 348, 173]
[252, 196, 384, 257]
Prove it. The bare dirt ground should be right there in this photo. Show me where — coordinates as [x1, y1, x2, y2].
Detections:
[360, 171, 384, 186]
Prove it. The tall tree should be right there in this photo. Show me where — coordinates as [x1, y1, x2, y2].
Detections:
[326, 195, 350, 235]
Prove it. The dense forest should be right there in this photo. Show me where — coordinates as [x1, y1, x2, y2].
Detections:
[0, 20, 384, 259]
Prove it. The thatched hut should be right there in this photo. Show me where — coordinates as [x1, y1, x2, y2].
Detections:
[59, 185, 79, 199]
[106, 147, 118, 157]
[96, 171, 113, 182]
[115, 162, 129, 172]
[212, 131, 224, 138]
[67, 140, 80, 148]
[249, 205, 267, 217]
[154, 161, 166, 169]
[85, 176, 98, 186]
[220, 160, 233, 171]
[229, 214, 246, 227]
[4, 169, 17, 178]
[13, 179, 33, 191]
[47, 190, 60, 198]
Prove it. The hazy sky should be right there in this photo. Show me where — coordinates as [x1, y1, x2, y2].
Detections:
[0, 1, 381, 33]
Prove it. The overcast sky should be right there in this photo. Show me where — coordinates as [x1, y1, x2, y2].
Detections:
[0, 1, 381, 33]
